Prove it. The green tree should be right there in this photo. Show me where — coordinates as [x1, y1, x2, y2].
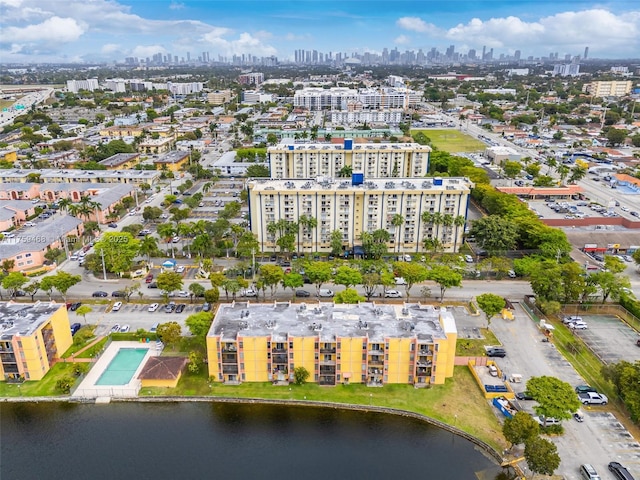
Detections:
[204, 288, 220, 304]
[476, 293, 506, 327]
[502, 411, 540, 448]
[393, 262, 429, 299]
[245, 164, 270, 177]
[23, 280, 41, 301]
[185, 311, 214, 338]
[75, 305, 93, 324]
[188, 283, 206, 302]
[259, 264, 284, 299]
[469, 216, 518, 255]
[282, 272, 304, 299]
[524, 436, 561, 477]
[156, 271, 184, 300]
[503, 161, 522, 180]
[49, 271, 81, 301]
[293, 366, 310, 385]
[602, 360, 640, 422]
[606, 128, 627, 146]
[527, 376, 581, 425]
[93, 232, 140, 274]
[334, 266, 362, 288]
[305, 261, 332, 295]
[426, 265, 462, 302]
[156, 322, 182, 350]
[2, 272, 28, 298]
[329, 230, 343, 256]
[334, 288, 365, 304]
[361, 272, 381, 301]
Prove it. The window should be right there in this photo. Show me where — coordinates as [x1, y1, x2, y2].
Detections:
[238, 342, 243, 349]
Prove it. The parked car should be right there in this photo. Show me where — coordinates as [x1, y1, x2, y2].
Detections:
[69, 302, 82, 311]
[562, 315, 582, 324]
[70, 323, 82, 336]
[175, 304, 185, 313]
[532, 415, 560, 426]
[111, 302, 123, 312]
[579, 392, 608, 405]
[92, 291, 108, 297]
[579, 463, 601, 480]
[608, 462, 634, 480]
[150, 322, 159, 333]
[111, 324, 121, 333]
[202, 302, 211, 312]
[148, 303, 159, 312]
[385, 290, 403, 298]
[515, 391, 534, 401]
[165, 302, 176, 313]
[486, 347, 506, 358]
[464, 254, 474, 263]
[318, 289, 334, 298]
[175, 265, 185, 273]
[176, 291, 189, 298]
[394, 277, 407, 285]
[569, 320, 588, 330]
[145, 273, 154, 283]
[147, 282, 158, 289]
[24, 221, 36, 227]
[111, 290, 125, 298]
[108, 222, 118, 228]
[242, 288, 258, 297]
[119, 325, 130, 333]
[575, 385, 598, 394]
[295, 289, 311, 297]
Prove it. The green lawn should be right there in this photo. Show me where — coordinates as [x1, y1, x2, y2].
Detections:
[141, 366, 507, 451]
[0, 363, 77, 397]
[412, 129, 485, 153]
[75, 337, 109, 358]
[456, 328, 501, 356]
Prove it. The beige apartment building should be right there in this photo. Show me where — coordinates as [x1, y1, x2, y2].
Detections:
[268, 141, 431, 179]
[247, 176, 472, 254]
[582, 80, 632, 98]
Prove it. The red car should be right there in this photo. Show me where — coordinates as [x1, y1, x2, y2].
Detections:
[145, 273, 154, 284]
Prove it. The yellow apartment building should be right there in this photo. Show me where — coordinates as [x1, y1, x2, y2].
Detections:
[268, 140, 431, 179]
[248, 176, 473, 254]
[99, 153, 140, 170]
[0, 149, 18, 164]
[153, 151, 190, 172]
[207, 301, 457, 387]
[0, 301, 73, 381]
[582, 80, 632, 98]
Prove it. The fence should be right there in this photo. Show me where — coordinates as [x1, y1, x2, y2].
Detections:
[560, 304, 640, 333]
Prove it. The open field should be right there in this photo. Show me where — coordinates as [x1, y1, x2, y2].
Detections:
[412, 129, 485, 153]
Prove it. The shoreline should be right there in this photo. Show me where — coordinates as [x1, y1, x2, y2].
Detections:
[1, 394, 504, 466]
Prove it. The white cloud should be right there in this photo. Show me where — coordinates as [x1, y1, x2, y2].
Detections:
[101, 43, 121, 54]
[202, 31, 277, 57]
[0, 0, 23, 7]
[169, 1, 185, 10]
[394, 35, 411, 45]
[4, 16, 86, 43]
[396, 16, 439, 34]
[131, 45, 167, 58]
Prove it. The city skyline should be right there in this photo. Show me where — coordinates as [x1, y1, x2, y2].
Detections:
[1, 0, 639, 64]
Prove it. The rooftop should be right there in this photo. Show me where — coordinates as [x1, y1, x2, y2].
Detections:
[137, 356, 188, 380]
[0, 301, 65, 340]
[154, 151, 189, 164]
[249, 177, 473, 193]
[98, 153, 139, 167]
[209, 301, 456, 343]
[0, 169, 159, 181]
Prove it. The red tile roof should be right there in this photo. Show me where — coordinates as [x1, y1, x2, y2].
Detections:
[137, 356, 188, 380]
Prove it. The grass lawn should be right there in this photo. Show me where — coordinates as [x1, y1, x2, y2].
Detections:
[0, 363, 77, 397]
[75, 337, 108, 358]
[141, 366, 507, 451]
[412, 129, 485, 153]
[456, 328, 501, 356]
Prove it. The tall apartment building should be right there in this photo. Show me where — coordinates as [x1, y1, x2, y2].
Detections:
[66, 79, 99, 93]
[238, 73, 264, 86]
[552, 64, 580, 77]
[268, 141, 431, 179]
[582, 80, 632, 98]
[294, 87, 421, 111]
[206, 301, 457, 386]
[247, 176, 472, 254]
[0, 302, 73, 381]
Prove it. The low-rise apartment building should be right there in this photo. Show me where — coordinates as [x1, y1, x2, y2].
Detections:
[268, 140, 431, 179]
[207, 301, 457, 386]
[248, 176, 472, 253]
[98, 153, 140, 170]
[583, 80, 633, 98]
[0, 301, 73, 381]
[0, 169, 160, 186]
[153, 151, 190, 172]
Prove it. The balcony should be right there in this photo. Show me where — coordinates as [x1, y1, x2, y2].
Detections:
[271, 347, 286, 353]
[272, 355, 288, 364]
[319, 347, 336, 354]
[319, 358, 335, 365]
[222, 365, 239, 374]
[319, 366, 336, 375]
[368, 359, 383, 366]
[319, 377, 336, 386]
[221, 354, 237, 363]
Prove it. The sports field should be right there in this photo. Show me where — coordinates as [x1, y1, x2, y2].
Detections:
[412, 129, 485, 153]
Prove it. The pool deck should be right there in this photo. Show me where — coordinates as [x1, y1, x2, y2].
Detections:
[72, 341, 161, 399]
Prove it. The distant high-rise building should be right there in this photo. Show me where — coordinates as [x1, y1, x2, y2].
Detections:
[553, 64, 580, 77]
[468, 49, 476, 60]
[514, 50, 521, 60]
[584, 46, 589, 60]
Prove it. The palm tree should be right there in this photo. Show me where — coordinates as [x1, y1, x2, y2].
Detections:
[266, 221, 278, 253]
[157, 224, 177, 257]
[298, 215, 317, 255]
[178, 223, 194, 257]
[431, 211, 444, 246]
[440, 214, 454, 250]
[138, 235, 159, 264]
[57, 197, 73, 214]
[451, 216, 466, 252]
[390, 214, 405, 254]
[202, 182, 213, 194]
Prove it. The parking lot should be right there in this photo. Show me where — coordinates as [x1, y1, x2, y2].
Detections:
[572, 314, 640, 364]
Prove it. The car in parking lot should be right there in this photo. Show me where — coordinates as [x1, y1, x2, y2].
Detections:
[111, 302, 123, 312]
[165, 302, 176, 313]
[562, 315, 583, 324]
[394, 277, 407, 285]
[70, 323, 82, 336]
[464, 254, 474, 263]
[385, 290, 403, 298]
[92, 291, 108, 297]
[579, 391, 608, 405]
[580, 463, 601, 480]
[532, 415, 560, 426]
[175, 304, 185, 313]
[175, 265, 185, 273]
[119, 325, 130, 333]
[108, 222, 118, 228]
[145, 273, 154, 283]
[111, 290, 125, 297]
[318, 289, 334, 297]
[608, 462, 634, 480]
[630, 211, 640, 217]
[68, 302, 82, 311]
[24, 221, 36, 227]
[568, 320, 588, 330]
[148, 303, 159, 312]
[202, 302, 211, 312]
[622, 255, 633, 262]
[111, 324, 120, 333]
[175, 290, 189, 298]
[515, 391, 534, 401]
[150, 322, 159, 333]
[575, 385, 598, 394]
[486, 347, 506, 358]
[295, 289, 311, 297]
[148, 282, 158, 288]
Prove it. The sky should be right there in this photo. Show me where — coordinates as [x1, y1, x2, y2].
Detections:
[1, 0, 639, 64]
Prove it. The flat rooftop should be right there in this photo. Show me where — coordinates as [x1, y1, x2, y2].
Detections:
[210, 301, 456, 343]
[269, 141, 431, 152]
[0, 169, 159, 181]
[0, 301, 64, 339]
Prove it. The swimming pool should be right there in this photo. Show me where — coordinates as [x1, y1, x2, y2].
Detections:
[95, 348, 149, 386]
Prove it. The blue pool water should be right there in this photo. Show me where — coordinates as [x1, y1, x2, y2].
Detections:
[95, 348, 148, 385]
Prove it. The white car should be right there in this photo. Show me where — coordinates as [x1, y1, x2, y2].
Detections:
[148, 303, 159, 312]
[385, 290, 403, 298]
[119, 324, 130, 333]
[532, 415, 560, 426]
[569, 320, 588, 330]
[112, 302, 123, 312]
[172, 236, 180, 243]
[242, 288, 258, 297]
[579, 392, 608, 405]
[175, 265, 185, 273]
[24, 221, 36, 227]
[394, 277, 407, 286]
[176, 291, 189, 298]
[464, 255, 474, 263]
[317, 289, 334, 297]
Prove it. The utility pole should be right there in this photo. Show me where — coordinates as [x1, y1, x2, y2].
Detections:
[100, 248, 107, 281]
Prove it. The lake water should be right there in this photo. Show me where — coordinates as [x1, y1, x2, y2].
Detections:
[1, 401, 500, 480]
